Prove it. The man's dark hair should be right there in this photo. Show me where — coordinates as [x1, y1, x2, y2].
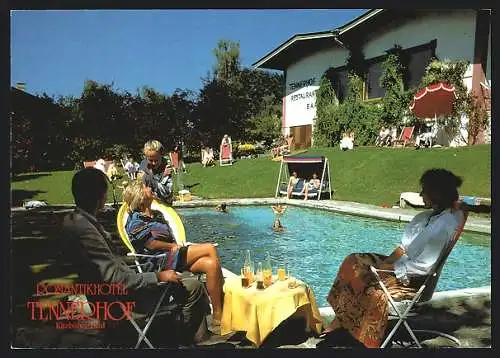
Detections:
[420, 168, 463, 208]
[221, 203, 227, 210]
[71, 168, 109, 213]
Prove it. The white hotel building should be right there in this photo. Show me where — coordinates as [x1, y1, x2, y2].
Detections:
[253, 9, 491, 149]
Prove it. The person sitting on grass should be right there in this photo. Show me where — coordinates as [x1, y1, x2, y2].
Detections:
[106, 160, 120, 181]
[282, 134, 294, 155]
[375, 127, 386, 146]
[272, 218, 285, 232]
[382, 128, 393, 147]
[125, 157, 139, 180]
[123, 180, 225, 327]
[215, 203, 228, 213]
[272, 136, 285, 158]
[303, 173, 321, 201]
[339, 131, 354, 151]
[201, 147, 216, 167]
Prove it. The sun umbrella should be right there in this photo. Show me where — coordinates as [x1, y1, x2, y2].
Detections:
[409, 82, 457, 120]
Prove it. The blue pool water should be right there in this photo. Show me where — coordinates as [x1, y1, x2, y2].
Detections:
[178, 206, 491, 307]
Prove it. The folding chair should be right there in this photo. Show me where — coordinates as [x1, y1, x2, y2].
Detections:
[219, 143, 233, 166]
[169, 151, 179, 174]
[392, 126, 415, 148]
[370, 203, 468, 348]
[122, 281, 179, 348]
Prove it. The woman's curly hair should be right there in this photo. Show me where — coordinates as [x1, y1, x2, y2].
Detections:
[420, 168, 463, 208]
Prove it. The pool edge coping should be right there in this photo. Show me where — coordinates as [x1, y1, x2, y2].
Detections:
[171, 198, 491, 235]
[12, 198, 491, 235]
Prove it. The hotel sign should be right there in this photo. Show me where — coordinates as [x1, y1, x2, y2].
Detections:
[288, 77, 318, 110]
[288, 77, 316, 91]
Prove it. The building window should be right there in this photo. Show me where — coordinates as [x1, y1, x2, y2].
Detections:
[332, 69, 348, 102]
[324, 68, 348, 103]
[362, 40, 436, 99]
[366, 59, 385, 99]
[405, 43, 435, 90]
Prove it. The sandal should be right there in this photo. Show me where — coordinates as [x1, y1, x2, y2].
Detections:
[211, 318, 221, 327]
[208, 318, 221, 335]
[319, 329, 336, 339]
[319, 320, 341, 338]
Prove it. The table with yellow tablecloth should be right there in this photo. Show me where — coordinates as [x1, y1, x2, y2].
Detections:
[220, 276, 323, 347]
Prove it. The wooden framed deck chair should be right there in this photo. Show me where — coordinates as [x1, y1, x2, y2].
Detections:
[219, 143, 233, 166]
[169, 151, 180, 174]
[370, 203, 468, 348]
[393, 126, 415, 148]
[275, 155, 333, 200]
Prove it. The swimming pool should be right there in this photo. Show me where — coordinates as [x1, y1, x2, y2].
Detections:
[178, 205, 491, 307]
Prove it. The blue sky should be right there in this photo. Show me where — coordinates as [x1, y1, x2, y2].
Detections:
[11, 9, 366, 98]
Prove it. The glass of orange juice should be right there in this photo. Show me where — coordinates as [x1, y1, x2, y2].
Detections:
[244, 263, 254, 284]
[263, 269, 272, 287]
[277, 266, 286, 281]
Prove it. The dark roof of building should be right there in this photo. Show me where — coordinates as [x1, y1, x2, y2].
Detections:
[11, 86, 37, 98]
[252, 9, 385, 71]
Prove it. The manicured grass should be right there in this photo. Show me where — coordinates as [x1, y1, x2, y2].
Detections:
[305, 144, 491, 206]
[11, 170, 124, 207]
[11, 145, 490, 207]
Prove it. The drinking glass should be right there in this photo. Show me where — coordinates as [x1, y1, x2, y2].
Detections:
[241, 268, 250, 288]
[277, 261, 286, 281]
[256, 262, 265, 290]
[287, 266, 297, 289]
[247, 261, 255, 283]
[263, 268, 273, 287]
[277, 266, 286, 281]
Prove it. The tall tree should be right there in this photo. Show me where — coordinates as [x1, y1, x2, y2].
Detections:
[213, 40, 241, 84]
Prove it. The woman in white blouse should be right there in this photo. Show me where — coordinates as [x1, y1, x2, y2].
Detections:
[321, 168, 464, 347]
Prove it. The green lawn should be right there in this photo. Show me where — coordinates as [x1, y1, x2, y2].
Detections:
[11, 145, 490, 207]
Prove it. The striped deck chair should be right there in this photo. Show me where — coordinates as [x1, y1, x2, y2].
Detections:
[219, 143, 233, 166]
[393, 126, 415, 148]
